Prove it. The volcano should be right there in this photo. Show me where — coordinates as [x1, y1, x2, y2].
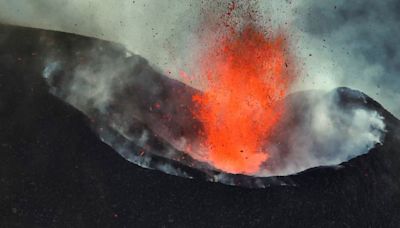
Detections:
[0, 24, 393, 186]
[1, 25, 400, 226]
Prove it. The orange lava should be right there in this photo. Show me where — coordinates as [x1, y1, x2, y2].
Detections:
[191, 23, 292, 174]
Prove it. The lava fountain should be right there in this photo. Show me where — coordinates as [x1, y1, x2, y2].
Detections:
[186, 2, 294, 175]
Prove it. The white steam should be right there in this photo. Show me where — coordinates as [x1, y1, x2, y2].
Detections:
[262, 90, 386, 176]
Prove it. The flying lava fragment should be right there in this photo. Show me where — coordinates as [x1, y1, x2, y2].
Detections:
[185, 1, 294, 174]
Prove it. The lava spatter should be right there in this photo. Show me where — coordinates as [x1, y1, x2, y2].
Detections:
[187, 1, 294, 174]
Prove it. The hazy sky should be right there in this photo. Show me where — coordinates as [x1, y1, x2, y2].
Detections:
[0, 0, 398, 117]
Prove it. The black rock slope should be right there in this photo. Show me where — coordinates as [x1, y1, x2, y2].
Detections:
[1, 24, 400, 227]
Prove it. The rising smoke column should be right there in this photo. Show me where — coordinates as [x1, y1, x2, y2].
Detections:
[184, 1, 295, 174]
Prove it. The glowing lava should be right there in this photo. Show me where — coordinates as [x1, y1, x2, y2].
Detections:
[191, 23, 292, 174]
[179, 1, 295, 175]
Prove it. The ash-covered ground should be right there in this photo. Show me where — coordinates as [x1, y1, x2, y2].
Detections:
[1, 25, 400, 227]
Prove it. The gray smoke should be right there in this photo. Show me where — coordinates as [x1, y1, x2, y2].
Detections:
[0, 0, 397, 117]
[0, 0, 202, 78]
[0, 1, 393, 180]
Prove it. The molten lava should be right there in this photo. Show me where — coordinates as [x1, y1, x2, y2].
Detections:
[191, 23, 292, 174]
[179, 1, 294, 175]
